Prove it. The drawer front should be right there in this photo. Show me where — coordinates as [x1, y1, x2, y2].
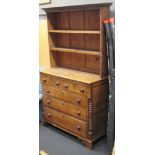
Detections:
[63, 80, 87, 96]
[42, 85, 52, 96]
[43, 96, 87, 121]
[51, 77, 63, 90]
[50, 87, 87, 107]
[43, 106, 87, 137]
[40, 74, 51, 86]
[63, 90, 87, 107]
[41, 74, 88, 96]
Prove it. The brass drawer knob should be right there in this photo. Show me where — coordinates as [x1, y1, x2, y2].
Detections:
[48, 113, 51, 117]
[76, 111, 81, 115]
[46, 89, 50, 93]
[46, 100, 50, 105]
[76, 98, 80, 104]
[64, 84, 68, 88]
[55, 81, 60, 85]
[80, 88, 84, 93]
[76, 125, 81, 130]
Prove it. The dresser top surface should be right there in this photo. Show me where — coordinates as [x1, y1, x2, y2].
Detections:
[40, 67, 107, 84]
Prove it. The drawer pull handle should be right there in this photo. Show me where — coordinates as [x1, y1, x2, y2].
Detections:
[76, 111, 81, 115]
[76, 125, 81, 130]
[96, 57, 99, 61]
[80, 88, 84, 93]
[55, 81, 60, 85]
[76, 98, 80, 104]
[46, 90, 50, 93]
[46, 100, 50, 104]
[43, 79, 46, 82]
[64, 84, 68, 88]
[48, 113, 51, 117]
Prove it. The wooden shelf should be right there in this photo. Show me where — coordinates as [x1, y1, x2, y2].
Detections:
[50, 47, 100, 56]
[49, 30, 100, 34]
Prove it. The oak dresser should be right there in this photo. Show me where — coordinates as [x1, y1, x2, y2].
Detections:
[40, 3, 111, 149]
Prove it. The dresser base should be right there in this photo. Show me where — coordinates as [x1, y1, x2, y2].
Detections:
[78, 138, 93, 149]
[42, 119, 48, 126]
[40, 69, 108, 149]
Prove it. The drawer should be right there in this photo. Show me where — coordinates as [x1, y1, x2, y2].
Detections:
[42, 86, 87, 107]
[40, 74, 51, 86]
[43, 96, 87, 121]
[51, 77, 62, 90]
[42, 85, 53, 96]
[43, 106, 87, 137]
[41, 74, 62, 89]
[63, 80, 87, 96]
[50, 87, 87, 107]
[41, 74, 87, 97]
[42, 85, 62, 98]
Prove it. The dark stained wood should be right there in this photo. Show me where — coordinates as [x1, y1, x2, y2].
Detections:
[47, 13, 56, 30]
[55, 12, 71, 67]
[85, 55, 100, 74]
[55, 12, 69, 30]
[85, 10, 100, 30]
[46, 7, 110, 75]
[80, 138, 93, 149]
[69, 11, 86, 69]
[85, 34, 100, 51]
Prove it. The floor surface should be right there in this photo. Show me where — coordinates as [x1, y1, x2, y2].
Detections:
[39, 123, 108, 155]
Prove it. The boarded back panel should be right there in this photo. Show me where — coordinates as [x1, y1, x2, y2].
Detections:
[85, 10, 100, 73]
[69, 11, 85, 69]
[55, 12, 71, 67]
[86, 55, 100, 73]
[85, 10, 100, 30]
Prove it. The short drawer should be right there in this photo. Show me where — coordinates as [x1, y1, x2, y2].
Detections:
[43, 106, 87, 137]
[40, 74, 51, 86]
[43, 96, 87, 121]
[63, 80, 87, 96]
[51, 77, 63, 90]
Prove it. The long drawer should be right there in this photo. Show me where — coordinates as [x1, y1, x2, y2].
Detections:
[43, 106, 87, 138]
[43, 96, 87, 121]
[42, 85, 87, 107]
